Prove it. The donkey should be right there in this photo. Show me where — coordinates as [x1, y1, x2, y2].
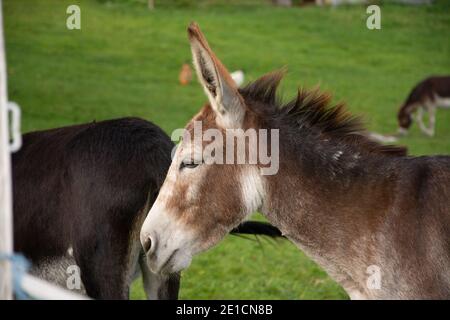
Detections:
[397, 76, 450, 137]
[13, 117, 281, 299]
[140, 23, 450, 299]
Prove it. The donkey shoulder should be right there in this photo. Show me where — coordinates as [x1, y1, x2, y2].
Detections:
[13, 117, 173, 261]
[398, 155, 450, 221]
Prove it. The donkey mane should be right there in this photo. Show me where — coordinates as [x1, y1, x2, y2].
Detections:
[239, 70, 407, 157]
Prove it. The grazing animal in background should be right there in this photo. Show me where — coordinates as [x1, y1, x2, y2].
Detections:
[13, 117, 282, 299]
[140, 23, 450, 299]
[397, 76, 450, 137]
[179, 63, 193, 85]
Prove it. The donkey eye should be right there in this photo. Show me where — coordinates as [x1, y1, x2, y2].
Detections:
[179, 161, 200, 170]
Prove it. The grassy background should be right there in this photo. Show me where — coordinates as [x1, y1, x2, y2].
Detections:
[4, 0, 449, 299]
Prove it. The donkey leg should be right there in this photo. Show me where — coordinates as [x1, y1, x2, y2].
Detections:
[418, 103, 437, 137]
[416, 107, 429, 135]
[139, 253, 180, 300]
[426, 105, 436, 137]
[76, 250, 129, 299]
[74, 228, 131, 299]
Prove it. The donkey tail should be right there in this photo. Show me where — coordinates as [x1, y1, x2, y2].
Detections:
[230, 221, 284, 238]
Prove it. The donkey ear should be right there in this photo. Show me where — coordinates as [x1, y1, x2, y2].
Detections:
[188, 22, 245, 128]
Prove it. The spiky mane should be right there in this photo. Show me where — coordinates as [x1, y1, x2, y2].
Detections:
[239, 70, 406, 157]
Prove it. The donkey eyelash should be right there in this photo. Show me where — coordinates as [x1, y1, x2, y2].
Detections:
[179, 160, 202, 170]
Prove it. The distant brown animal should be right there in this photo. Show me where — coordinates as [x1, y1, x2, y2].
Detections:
[179, 63, 192, 85]
[398, 76, 450, 137]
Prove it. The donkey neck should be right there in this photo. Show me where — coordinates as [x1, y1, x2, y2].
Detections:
[258, 134, 400, 292]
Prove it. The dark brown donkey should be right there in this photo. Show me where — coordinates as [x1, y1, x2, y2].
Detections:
[140, 23, 450, 299]
[13, 117, 281, 299]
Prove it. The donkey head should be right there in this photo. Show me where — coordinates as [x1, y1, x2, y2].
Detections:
[140, 23, 268, 274]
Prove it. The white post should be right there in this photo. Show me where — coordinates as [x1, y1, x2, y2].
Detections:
[0, 0, 14, 300]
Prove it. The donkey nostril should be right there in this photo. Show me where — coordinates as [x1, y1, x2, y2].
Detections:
[143, 237, 152, 254]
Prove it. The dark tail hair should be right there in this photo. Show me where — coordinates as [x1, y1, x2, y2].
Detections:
[230, 221, 283, 238]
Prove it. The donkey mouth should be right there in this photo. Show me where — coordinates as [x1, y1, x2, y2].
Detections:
[151, 249, 180, 275]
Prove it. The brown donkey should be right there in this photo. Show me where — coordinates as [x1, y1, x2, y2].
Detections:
[140, 23, 450, 299]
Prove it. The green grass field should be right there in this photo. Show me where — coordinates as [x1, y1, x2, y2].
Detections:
[4, 0, 450, 299]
